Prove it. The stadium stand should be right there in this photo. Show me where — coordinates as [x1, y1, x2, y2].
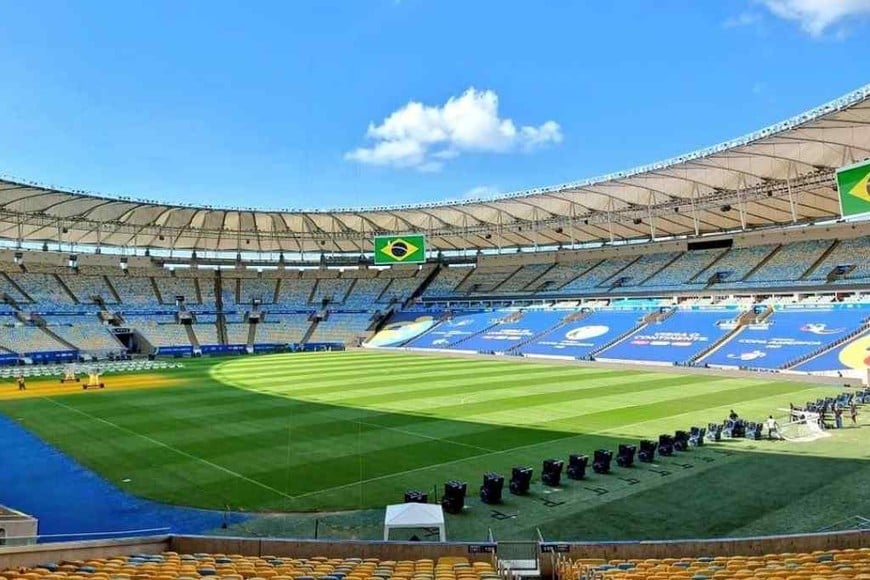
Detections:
[225, 322, 251, 345]
[423, 267, 472, 298]
[192, 323, 220, 346]
[518, 309, 646, 358]
[275, 276, 317, 306]
[702, 306, 870, 370]
[14, 273, 76, 308]
[311, 277, 353, 304]
[453, 309, 568, 352]
[556, 548, 870, 580]
[605, 252, 682, 289]
[0, 553, 500, 580]
[43, 315, 124, 354]
[308, 312, 372, 345]
[256, 314, 314, 345]
[806, 236, 870, 283]
[344, 278, 391, 308]
[58, 274, 118, 304]
[744, 239, 835, 285]
[559, 257, 636, 292]
[642, 248, 726, 289]
[492, 262, 552, 293]
[154, 277, 198, 305]
[597, 309, 734, 364]
[239, 277, 278, 305]
[406, 311, 506, 349]
[123, 315, 192, 349]
[0, 324, 73, 355]
[693, 244, 777, 286]
[110, 275, 162, 308]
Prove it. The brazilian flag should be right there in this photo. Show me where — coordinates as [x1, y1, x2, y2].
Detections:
[837, 159, 870, 218]
[374, 234, 426, 265]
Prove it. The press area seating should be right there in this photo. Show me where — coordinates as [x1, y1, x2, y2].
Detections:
[557, 547, 870, 580]
[0, 553, 499, 580]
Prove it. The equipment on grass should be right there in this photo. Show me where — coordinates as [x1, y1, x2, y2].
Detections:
[509, 466, 533, 495]
[638, 440, 657, 463]
[689, 426, 706, 446]
[706, 423, 722, 442]
[674, 430, 690, 451]
[404, 490, 428, 504]
[592, 449, 613, 474]
[480, 473, 504, 504]
[60, 365, 80, 383]
[778, 411, 830, 442]
[440, 480, 466, 514]
[658, 434, 674, 456]
[616, 444, 636, 467]
[84, 369, 105, 390]
[567, 454, 588, 480]
[745, 422, 763, 440]
[541, 459, 564, 487]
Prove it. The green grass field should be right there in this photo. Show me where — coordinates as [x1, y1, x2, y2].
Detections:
[1, 350, 868, 541]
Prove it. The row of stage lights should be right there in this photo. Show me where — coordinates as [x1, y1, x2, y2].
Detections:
[406, 428, 709, 514]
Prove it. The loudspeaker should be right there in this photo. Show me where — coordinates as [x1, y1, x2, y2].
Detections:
[567, 454, 588, 480]
[658, 434, 675, 456]
[441, 480, 467, 514]
[592, 449, 613, 474]
[509, 466, 533, 495]
[404, 490, 428, 503]
[638, 439, 657, 463]
[541, 459, 564, 487]
[479, 473, 504, 504]
[674, 430, 690, 452]
[616, 444, 636, 468]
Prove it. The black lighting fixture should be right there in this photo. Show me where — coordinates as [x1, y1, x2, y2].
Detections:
[674, 207, 680, 213]
[485, 233, 492, 239]
[42, 243, 49, 252]
[721, 204, 732, 212]
[119, 257, 128, 271]
[13, 252, 22, 265]
[555, 227, 563, 234]
[68, 254, 78, 269]
[191, 251, 198, 260]
[633, 218, 642, 225]
[158, 235, 165, 241]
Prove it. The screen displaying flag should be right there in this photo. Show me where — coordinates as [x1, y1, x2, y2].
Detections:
[374, 234, 426, 265]
[837, 159, 870, 218]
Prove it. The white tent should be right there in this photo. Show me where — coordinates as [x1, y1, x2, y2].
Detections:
[383, 502, 445, 542]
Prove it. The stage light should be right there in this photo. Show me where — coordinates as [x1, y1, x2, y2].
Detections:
[567, 454, 588, 480]
[658, 434, 675, 456]
[541, 459, 564, 487]
[592, 449, 613, 474]
[479, 472, 504, 504]
[689, 426, 706, 447]
[509, 466, 533, 495]
[616, 444, 636, 468]
[120, 257, 128, 271]
[441, 480, 467, 514]
[638, 440, 657, 463]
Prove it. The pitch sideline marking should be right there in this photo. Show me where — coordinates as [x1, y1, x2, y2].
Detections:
[40, 396, 297, 501]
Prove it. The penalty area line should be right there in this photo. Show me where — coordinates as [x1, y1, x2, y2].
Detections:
[40, 396, 297, 502]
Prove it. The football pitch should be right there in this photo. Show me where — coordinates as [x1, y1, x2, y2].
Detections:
[1, 350, 869, 541]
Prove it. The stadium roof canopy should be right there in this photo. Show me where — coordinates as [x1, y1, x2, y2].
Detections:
[1, 84, 869, 255]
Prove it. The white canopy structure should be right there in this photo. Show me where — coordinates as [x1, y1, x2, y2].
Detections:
[383, 502, 446, 542]
[0, 84, 868, 253]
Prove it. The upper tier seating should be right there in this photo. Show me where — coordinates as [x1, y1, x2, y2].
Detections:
[111, 276, 162, 308]
[693, 244, 777, 284]
[15, 273, 76, 308]
[275, 277, 317, 306]
[311, 278, 353, 304]
[155, 277, 198, 305]
[59, 274, 118, 304]
[643, 248, 726, 288]
[745, 239, 834, 284]
[606, 252, 682, 288]
[423, 267, 472, 297]
[806, 236, 870, 283]
[0, 553, 500, 580]
[559, 257, 636, 292]
[492, 263, 552, 293]
[458, 265, 520, 294]
[536, 261, 600, 293]
[344, 278, 390, 308]
[240, 278, 278, 304]
[557, 548, 870, 580]
[378, 274, 423, 304]
[0, 273, 29, 303]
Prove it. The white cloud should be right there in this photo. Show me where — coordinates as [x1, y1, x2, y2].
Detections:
[463, 185, 500, 199]
[759, 0, 870, 36]
[345, 88, 562, 171]
[723, 11, 762, 28]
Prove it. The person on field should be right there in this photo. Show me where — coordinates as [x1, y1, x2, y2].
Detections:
[850, 402, 858, 426]
[16, 375, 26, 391]
[834, 406, 843, 429]
[766, 415, 781, 440]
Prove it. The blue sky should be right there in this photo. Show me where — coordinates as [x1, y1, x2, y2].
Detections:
[0, 1, 868, 210]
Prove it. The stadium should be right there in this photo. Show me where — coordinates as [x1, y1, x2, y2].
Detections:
[2, 6, 870, 579]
